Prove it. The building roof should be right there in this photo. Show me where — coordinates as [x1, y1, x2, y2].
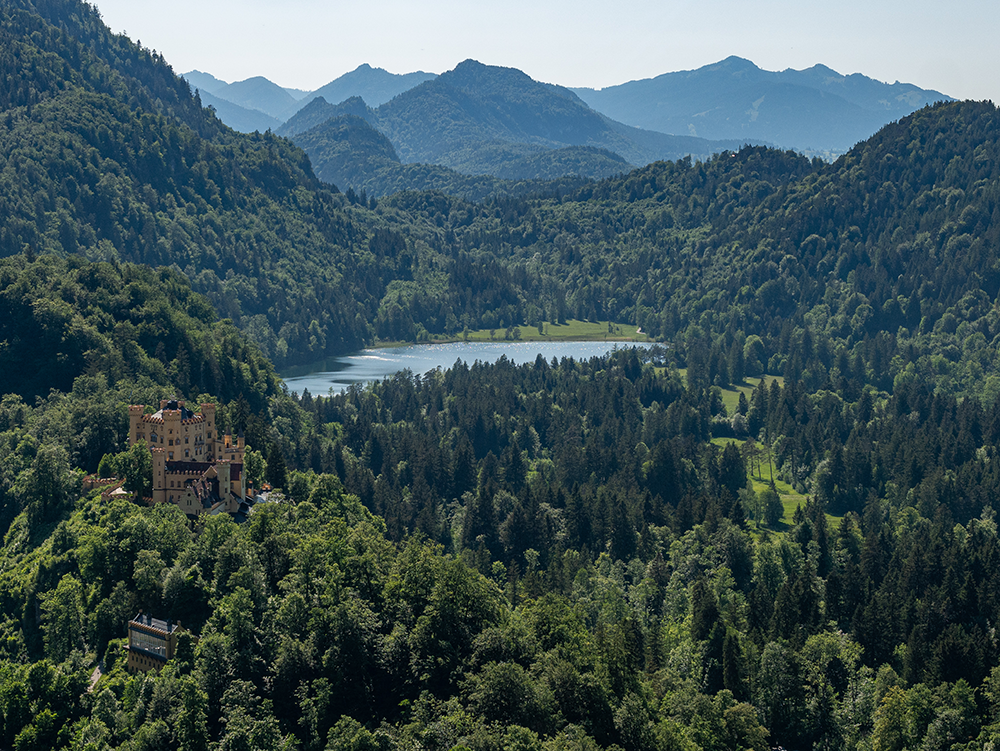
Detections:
[151, 400, 196, 421]
[130, 613, 180, 633]
[165, 460, 218, 474]
[165, 460, 241, 472]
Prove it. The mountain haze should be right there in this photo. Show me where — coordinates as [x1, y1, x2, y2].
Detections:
[182, 69, 227, 94]
[309, 63, 437, 108]
[574, 55, 952, 152]
[183, 64, 437, 132]
[283, 60, 761, 195]
[371, 59, 752, 169]
[277, 95, 375, 138]
[291, 115, 596, 200]
[199, 88, 281, 133]
[211, 75, 303, 121]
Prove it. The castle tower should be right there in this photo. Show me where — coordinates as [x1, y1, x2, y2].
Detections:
[151, 447, 167, 504]
[129, 405, 145, 445]
[220, 432, 245, 464]
[201, 403, 217, 460]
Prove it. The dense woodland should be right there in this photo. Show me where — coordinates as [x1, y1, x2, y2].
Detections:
[4, 0, 1000, 749]
[290, 114, 595, 203]
[3, 0, 998, 395]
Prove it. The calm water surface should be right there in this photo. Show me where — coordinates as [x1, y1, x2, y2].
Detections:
[283, 341, 653, 396]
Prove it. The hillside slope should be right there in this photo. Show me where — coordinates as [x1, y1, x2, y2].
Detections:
[459, 100, 1000, 396]
[0, 0, 454, 367]
[0, 0, 600, 365]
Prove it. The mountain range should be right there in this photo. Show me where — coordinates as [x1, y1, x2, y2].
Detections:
[266, 61, 758, 197]
[188, 57, 950, 158]
[572, 56, 952, 153]
[182, 58, 949, 194]
[182, 64, 435, 124]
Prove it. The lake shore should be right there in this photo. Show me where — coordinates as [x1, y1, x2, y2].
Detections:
[281, 338, 656, 394]
[369, 319, 652, 349]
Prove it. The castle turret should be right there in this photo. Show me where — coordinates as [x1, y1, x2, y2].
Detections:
[201, 403, 217, 460]
[151, 447, 167, 504]
[129, 405, 145, 445]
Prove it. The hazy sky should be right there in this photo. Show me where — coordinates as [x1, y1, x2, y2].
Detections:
[90, 0, 998, 102]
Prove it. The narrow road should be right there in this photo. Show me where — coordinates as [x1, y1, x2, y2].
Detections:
[88, 664, 102, 692]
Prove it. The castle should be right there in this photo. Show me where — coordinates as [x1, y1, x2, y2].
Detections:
[128, 400, 253, 520]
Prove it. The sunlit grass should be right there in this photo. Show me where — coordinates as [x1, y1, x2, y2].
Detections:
[677, 372, 784, 396]
[413, 319, 650, 344]
[713, 435, 842, 530]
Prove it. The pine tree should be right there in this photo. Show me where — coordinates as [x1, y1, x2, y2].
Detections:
[266, 443, 288, 489]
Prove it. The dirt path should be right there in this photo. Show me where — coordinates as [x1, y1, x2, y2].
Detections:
[88, 664, 102, 692]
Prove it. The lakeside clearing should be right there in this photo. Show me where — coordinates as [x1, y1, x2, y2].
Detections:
[374, 319, 652, 348]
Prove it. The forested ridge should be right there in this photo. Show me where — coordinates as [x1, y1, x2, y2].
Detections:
[0, 0, 585, 369]
[5, 0, 1000, 749]
[290, 114, 596, 203]
[5, 0, 1000, 395]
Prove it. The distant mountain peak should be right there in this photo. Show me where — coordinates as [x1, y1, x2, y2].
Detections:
[308, 65, 437, 110]
[182, 69, 229, 95]
[718, 55, 758, 67]
[574, 57, 952, 152]
[803, 63, 839, 75]
[440, 59, 566, 97]
[276, 94, 375, 138]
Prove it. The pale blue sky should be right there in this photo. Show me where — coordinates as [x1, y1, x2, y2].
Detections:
[91, 0, 997, 102]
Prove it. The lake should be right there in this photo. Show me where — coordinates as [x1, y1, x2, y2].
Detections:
[282, 340, 654, 396]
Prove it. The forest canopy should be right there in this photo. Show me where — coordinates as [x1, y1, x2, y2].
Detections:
[3, 0, 1000, 750]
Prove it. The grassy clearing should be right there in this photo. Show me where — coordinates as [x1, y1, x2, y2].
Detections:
[712, 376, 847, 531]
[676, 373, 784, 398]
[411, 319, 651, 345]
[713, 436, 844, 531]
[750, 478, 806, 525]
[718, 376, 785, 413]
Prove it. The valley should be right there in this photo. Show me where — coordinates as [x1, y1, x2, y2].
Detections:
[0, 0, 998, 749]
